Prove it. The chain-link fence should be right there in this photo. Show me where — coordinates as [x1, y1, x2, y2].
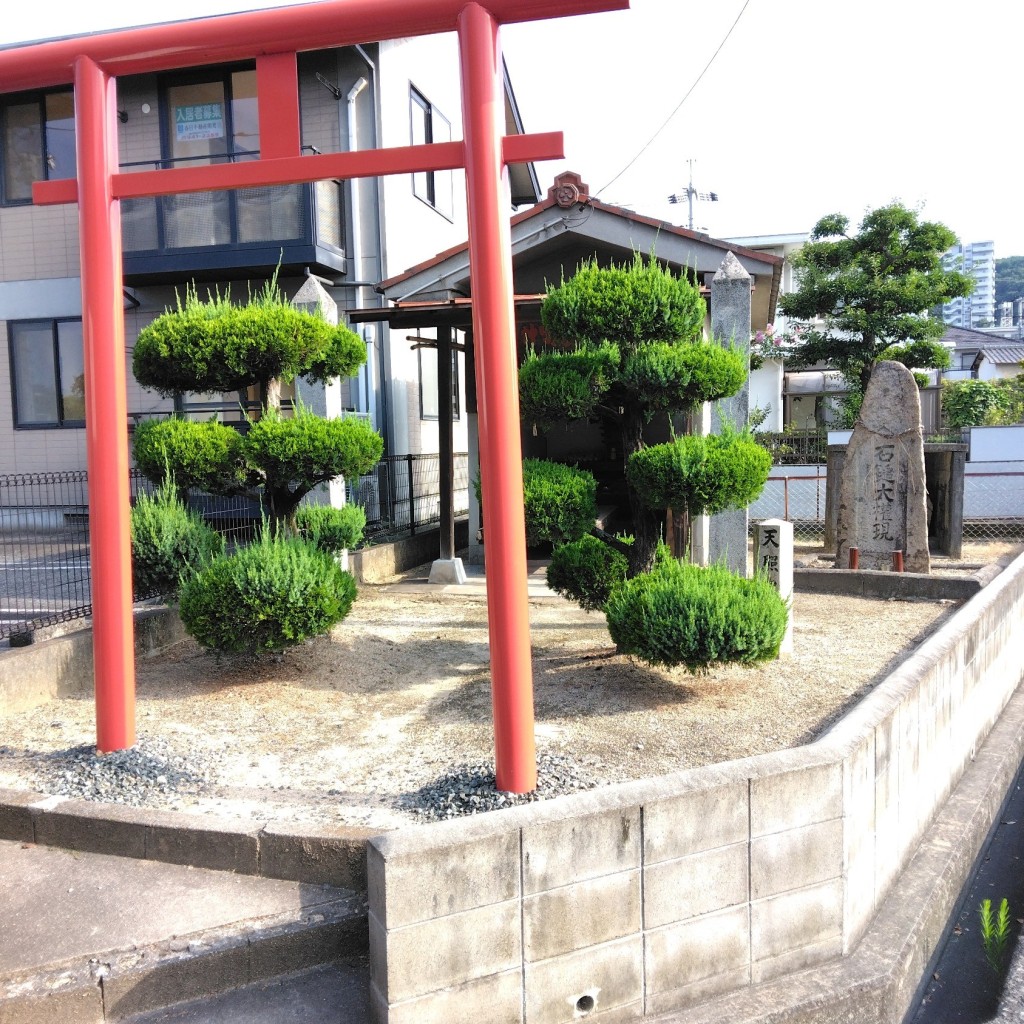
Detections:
[962, 472, 1024, 539]
[749, 469, 1024, 544]
[749, 472, 827, 541]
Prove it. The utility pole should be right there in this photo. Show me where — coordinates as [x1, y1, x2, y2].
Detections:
[668, 158, 718, 231]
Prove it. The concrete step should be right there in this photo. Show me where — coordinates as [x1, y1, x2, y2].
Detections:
[119, 961, 370, 1024]
[0, 839, 367, 1023]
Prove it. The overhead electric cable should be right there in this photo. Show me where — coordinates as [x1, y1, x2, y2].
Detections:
[595, 0, 751, 199]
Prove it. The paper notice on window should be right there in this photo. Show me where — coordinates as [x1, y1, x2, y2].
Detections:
[174, 103, 225, 142]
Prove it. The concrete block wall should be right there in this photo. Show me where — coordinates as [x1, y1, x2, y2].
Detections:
[368, 550, 1024, 1022]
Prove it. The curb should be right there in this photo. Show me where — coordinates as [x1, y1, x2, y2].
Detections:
[1, 887, 368, 1024]
[0, 791, 377, 893]
[794, 567, 987, 601]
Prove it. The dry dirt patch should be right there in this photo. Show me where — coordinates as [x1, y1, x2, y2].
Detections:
[0, 560, 987, 829]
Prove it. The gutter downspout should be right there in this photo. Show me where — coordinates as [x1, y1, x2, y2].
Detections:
[346, 76, 373, 421]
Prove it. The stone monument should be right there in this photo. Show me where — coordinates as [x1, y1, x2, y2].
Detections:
[835, 361, 930, 573]
[754, 518, 793, 655]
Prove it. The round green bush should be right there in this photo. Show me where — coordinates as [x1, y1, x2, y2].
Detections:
[627, 431, 771, 518]
[605, 560, 788, 672]
[130, 480, 223, 600]
[132, 416, 251, 495]
[547, 536, 629, 612]
[518, 343, 619, 427]
[132, 283, 366, 398]
[295, 504, 367, 554]
[541, 253, 705, 349]
[179, 533, 357, 655]
[522, 459, 598, 547]
[621, 340, 746, 413]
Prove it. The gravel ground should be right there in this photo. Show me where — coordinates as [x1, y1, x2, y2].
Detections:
[0, 541, 1018, 829]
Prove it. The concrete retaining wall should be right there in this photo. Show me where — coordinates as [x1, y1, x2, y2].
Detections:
[350, 519, 468, 583]
[367, 550, 1024, 1023]
[0, 606, 186, 714]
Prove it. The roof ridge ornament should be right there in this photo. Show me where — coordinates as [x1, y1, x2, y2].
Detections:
[549, 169, 590, 208]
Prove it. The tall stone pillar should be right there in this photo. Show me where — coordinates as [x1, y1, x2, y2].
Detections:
[292, 277, 346, 562]
[707, 252, 752, 575]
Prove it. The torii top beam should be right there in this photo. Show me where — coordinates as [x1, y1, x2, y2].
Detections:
[0, 0, 625, 91]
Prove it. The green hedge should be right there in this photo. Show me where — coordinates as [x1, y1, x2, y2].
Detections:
[130, 479, 223, 600]
[606, 559, 787, 671]
[179, 531, 357, 655]
[547, 536, 629, 611]
[521, 459, 598, 547]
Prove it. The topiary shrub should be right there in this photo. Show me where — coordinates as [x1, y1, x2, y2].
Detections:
[133, 281, 366, 398]
[547, 535, 629, 612]
[295, 503, 367, 555]
[519, 343, 619, 427]
[522, 459, 598, 547]
[627, 429, 771, 518]
[133, 416, 252, 497]
[130, 479, 223, 600]
[179, 531, 357, 655]
[541, 253, 706, 349]
[605, 559, 788, 671]
[243, 405, 384, 524]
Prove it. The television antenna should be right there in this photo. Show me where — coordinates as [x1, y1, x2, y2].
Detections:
[667, 158, 718, 231]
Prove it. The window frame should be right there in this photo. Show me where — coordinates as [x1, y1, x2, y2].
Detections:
[0, 87, 76, 207]
[8, 317, 86, 430]
[409, 85, 453, 221]
[418, 343, 461, 422]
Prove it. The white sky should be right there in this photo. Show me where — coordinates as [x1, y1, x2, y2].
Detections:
[4, 0, 1021, 256]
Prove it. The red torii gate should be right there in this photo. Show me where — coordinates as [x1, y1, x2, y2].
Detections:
[0, 0, 627, 793]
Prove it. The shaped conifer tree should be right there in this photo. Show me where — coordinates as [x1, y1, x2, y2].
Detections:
[519, 253, 770, 579]
[132, 279, 383, 529]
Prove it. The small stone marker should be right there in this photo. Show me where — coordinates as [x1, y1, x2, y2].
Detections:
[835, 361, 930, 574]
[755, 518, 793, 655]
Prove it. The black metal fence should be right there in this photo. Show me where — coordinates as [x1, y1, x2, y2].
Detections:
[0, 453, 468, 641]
[755, 429, 968, 466]
[754, 431, 830, 465]
[348, 453, 470, 540]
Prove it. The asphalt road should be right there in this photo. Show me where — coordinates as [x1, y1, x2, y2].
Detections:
[908, 766, 1024, 1022]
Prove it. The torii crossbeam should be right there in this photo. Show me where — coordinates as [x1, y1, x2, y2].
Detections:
[0, 0, 627, 793]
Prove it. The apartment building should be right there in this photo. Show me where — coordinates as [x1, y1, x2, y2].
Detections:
[0, 28, 539, 475]
[942, 239, 996, 329]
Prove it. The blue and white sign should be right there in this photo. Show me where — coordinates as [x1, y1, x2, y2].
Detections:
[174, 103, 224, 142]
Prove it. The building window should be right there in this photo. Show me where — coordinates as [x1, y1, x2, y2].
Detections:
[419, 345, 460, 420]
[410, 86, 453, 219]
[1, 89, 76, 205]
[8, 319, 85, 428]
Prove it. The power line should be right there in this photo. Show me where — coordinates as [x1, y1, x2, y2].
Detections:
[595, 0, 751, 200]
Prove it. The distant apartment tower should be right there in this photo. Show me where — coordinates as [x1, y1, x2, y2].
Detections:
[942, 240, 996, 328]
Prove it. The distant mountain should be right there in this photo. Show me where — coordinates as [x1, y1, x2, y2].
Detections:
[996, 256, 1024, 305]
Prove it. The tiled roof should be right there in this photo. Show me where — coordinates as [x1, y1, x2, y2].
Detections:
[978, 345, 1024, 366]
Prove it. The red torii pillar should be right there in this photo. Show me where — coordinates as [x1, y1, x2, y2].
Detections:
[1, 0, 628, 793]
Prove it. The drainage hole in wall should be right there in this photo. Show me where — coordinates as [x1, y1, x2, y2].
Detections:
[576, 995, 596, 1014]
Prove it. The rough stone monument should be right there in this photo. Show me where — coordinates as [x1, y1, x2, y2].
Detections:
[754, 518, 793, 655]
[835, 361, 930, 573]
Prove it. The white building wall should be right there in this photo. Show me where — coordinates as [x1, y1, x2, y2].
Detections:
[748, 360, 784, 431]
[376, 34, 472, 458]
